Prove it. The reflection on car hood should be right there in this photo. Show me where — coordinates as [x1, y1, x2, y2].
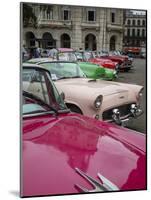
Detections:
[22, 113, 146, 197]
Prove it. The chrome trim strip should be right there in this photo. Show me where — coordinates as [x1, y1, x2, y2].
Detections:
[97, 173, 119, 191]
[75, 168, 119, 192]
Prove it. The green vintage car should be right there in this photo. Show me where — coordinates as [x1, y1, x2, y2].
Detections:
[78, 62, 117, 80]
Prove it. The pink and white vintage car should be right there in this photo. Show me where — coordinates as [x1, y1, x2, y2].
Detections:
[21, 64, 146, 197]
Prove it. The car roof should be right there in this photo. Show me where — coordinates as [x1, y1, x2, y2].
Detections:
[57, 48, 74, 52]
[27, 58, 78, 64]
[39, 61, 78, 65]
[22, 63, 50, 73]
[27, 58, 55, 63]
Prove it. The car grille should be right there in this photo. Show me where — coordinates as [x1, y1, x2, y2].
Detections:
[102, 104, 133, 121]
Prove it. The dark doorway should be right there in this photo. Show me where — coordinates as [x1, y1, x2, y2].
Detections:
[110, 35, 116, 50]
[85, 34, 96, 50]
[42, 32, 56, 49]
[61, 34, 71, 48]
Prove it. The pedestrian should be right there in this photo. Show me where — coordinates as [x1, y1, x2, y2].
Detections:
[29, 48, 34, 59]
[48, 47, 57, 58]
[34, 47, 40, 58]
[22, 45, 27, 62]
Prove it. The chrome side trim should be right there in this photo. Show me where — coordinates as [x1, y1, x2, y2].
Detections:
[75, 168, 119, 192]
[97, 173, 119, 191]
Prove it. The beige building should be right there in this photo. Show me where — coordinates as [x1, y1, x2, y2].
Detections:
[22, 3, 124, 51]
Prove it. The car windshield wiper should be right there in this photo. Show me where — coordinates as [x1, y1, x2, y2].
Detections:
[23, 90, 58, 116]
[57, 76, 73, 80]
[71, 76, 83, 78]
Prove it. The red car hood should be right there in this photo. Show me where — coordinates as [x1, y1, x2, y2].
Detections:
[109, 55, 127, 62]
[89, 58, 117, 69]
[22, 113, 146, 197]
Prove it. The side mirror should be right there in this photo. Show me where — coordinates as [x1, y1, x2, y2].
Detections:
[60, 92, 65, 101]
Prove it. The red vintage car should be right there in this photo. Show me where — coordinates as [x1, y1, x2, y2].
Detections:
[76, 51, 119, 72]
[98, 50, 132, 72]
[21, 63, 146, 197]
[109, 50, 133, 65]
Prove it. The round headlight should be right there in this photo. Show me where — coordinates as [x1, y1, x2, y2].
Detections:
[94, 95, 103, 109]
[113, 70, 117, 75]
[137, 89, 143, 102]
[115, 64, 119, 69]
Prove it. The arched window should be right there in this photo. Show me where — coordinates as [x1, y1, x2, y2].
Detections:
[127, 19, 131, 25]
[142, 20, 145, 26]
[132, 20, 135, 26]
[137, 29, 140, 37]
[127, 29, 130, 36]
[85, 34, 96, 50]
[137, 20, 140, 26]
[61, 34, 71, 48]
[142, 29, 145, 37]
[132, 29, 135, 36]
[42, 32, 56, 49]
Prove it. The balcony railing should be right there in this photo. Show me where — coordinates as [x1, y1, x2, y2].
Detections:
[37, 19, 72, 28]
[106, 23, 124, 32]
[81, 21, 100, 30]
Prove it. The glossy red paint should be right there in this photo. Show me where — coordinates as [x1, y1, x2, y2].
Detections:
[22, 112, 146, 197]
[88, 58, 118, 70]
[100, 55, 127, 65]
[124, 47, 141, 54]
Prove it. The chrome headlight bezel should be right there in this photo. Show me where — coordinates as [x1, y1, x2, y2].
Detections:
[94, 95, 103, 109]
[115, 64, 119, 70]
[136, 88, 144, 104]
[113, 70, 117, 75]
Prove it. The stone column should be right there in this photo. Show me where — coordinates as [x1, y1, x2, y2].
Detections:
[53, 5, 59, 20]
[98, 8, 107, 51]
[71, 7, 82, 50]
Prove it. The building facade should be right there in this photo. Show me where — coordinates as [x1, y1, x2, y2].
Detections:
[22, 3, 124, 51]
[123, 10, 146, 48]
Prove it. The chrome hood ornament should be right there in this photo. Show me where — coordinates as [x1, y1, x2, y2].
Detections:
[75, 168, 119, 193]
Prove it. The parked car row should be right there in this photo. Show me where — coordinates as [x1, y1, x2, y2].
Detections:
[23, 47, 134, 73]
[22, 63, 146, 197]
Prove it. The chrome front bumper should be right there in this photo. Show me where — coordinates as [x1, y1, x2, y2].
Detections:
[106, 103, 143, 126]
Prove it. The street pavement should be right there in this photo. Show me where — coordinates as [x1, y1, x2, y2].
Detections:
[117, 58, 146, 133]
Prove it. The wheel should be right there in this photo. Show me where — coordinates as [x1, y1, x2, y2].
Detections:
[124, 68, 130, 72]
[68, 105, 83, 114]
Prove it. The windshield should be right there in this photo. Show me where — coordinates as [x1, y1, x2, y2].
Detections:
[109, 51, 119, 56]
[100, 50, 109, 56]
[39, 62, 86, 80]
[116, 51, 121, 55]
[22, 68, 67, 115]
[83, 52, 94, 60]
[75, 52, 83, 60]
[57, 52, 77, 62]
